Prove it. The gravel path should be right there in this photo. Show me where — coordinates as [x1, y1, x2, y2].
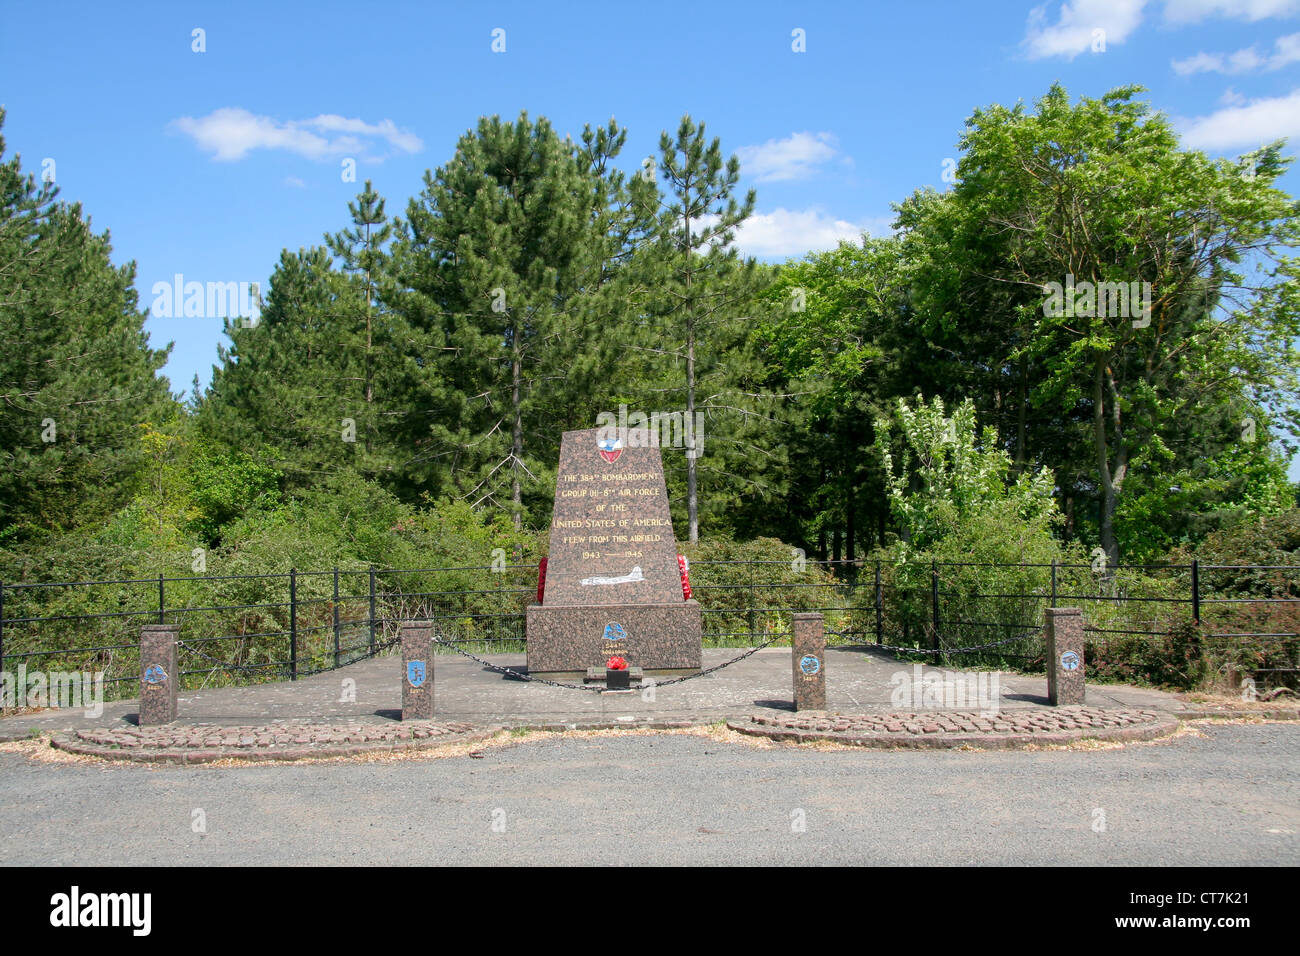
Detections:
[1, 720, 1296, 866]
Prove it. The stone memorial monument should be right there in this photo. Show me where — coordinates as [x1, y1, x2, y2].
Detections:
[527, 427, 702, 678]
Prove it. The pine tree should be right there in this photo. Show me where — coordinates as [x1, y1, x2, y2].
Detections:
[201, 181, 428, 498]
[325, 180, 393, 438]
[0, 109, 174, 542]
[640, 115, 766, 543]
[393, 113, 649, 528]
[201, 247, 370, 487]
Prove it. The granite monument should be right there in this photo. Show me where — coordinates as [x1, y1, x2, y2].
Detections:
[526, 427, 702, 677]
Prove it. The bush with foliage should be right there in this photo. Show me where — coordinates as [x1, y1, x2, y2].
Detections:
[680, 536, 841, 646]
[869, 396, 1066, 663]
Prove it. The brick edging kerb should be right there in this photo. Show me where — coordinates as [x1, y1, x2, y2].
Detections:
[20, 707, 1299, 761]
[726, 715, 1181, 749]
[49, 727, 502, 765]
[1174, 707, 1300, 721]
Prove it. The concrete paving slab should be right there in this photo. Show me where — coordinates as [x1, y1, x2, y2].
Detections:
[0, 644, 1197, 739]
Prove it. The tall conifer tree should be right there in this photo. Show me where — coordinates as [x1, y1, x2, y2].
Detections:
[0, 109, 173, 541]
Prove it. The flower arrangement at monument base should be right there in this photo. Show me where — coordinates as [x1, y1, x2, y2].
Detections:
[606, 655, 630, 689]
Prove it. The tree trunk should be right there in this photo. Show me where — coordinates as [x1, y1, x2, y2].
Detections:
[845, 488, 855, 562]
[511, 317, 523, 531]
[364, 220, 373, 456]
[684, 189, 698, 545]
[686, 312, 698, 543]
[1015, 355, 1027, 474]
[1092, 353, 1126, 568]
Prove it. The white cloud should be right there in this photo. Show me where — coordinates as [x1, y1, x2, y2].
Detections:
[1179, 87, 1300, 147]
[1171, 31, 1300, 73]
[171, 107, 423, 162]
[735, 132, 840, 182]
[284, 176, 307, 188]
[1173, 51, 1228, 73]
[306, 114, 424, 154]
[1023, 0, 1147, 60]
[731, 208, 892, 260]
[1172, 47, 1265, 73]
[1277, 29, 1300, 60]
[1163, 0, 1300, 23]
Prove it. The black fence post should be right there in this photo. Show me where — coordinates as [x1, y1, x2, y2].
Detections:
[748, 558, 756, 647]
[1051, 560, 1058, 609]
[333, 567, 341, 668]
[289, 568, 298, 681]
[158, 573, 165, 626]
[1191, 559, 1200, 624]
[930, 561, 941, 660]
[368, 567, 377, 655]
[874, 561, 883, 646]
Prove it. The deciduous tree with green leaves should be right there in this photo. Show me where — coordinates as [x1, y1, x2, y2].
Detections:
[896, 84, 1300, 565]
[873, 395, 1060, 559]
[759, 237, 910, 558]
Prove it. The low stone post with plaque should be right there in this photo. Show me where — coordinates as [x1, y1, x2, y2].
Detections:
[139, 623, 180, 725]
[1045, 607, 1085, 706]
[401, 621, 434, 720]
[792, 613, 826, 711]
[527, 427, 702, 679]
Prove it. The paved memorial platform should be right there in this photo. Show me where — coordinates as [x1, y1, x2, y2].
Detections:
[0, 645, 1292, 760]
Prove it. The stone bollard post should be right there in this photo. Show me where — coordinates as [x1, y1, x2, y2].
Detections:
[1045, 607, 1085, 706]
[139, 624, 180, 725]
[792, 612, 826, 711]
[400, 621, 434, 720]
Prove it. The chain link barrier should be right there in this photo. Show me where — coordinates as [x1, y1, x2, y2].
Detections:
[647, 631, 789, 686]
[430, 629, 790, 692]
[178, 624, 1040, 691]
[177, 640, 289, 676]
[177, 625, 1041, 693]
[851, 627, 1043, 657]
[431, 636, 601, 692]
[427, 625, 1036, 690]
[177, 636, 400, 679]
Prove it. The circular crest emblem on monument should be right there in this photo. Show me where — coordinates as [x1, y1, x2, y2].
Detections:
[143, 664, 167, 685]
[1060, 650, 1080, 671]
[603, 621, 626, 641]
[799, 655, 820, 676]
[597, 435, 623, 463]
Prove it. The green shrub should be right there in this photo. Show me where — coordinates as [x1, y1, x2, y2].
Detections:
[681, 536, 841, 646]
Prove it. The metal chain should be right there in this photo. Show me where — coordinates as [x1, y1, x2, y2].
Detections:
[430, 630, 791, 692]
[853, 627, 1043, 657]
[430, 637, 604, 692]
[177, 640, 287, 676]
[647, 631, 789, 686]
[176, 637, 400, 676]
[176, 627, 1038, 689]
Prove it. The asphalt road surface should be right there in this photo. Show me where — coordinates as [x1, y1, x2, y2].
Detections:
[1, 721, 1296, 866]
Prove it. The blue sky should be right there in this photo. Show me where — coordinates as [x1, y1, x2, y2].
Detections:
[3, 0, 1300, 470]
